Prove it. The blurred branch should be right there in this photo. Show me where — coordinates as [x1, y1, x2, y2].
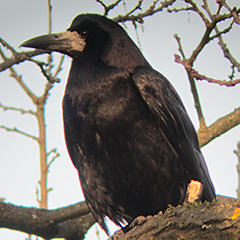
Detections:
[121, 0, 144, 18]
[0, 201, 95, 240]
[234, 141, 240, 200]
[53, 55, 65, 79]
[168, 0, 210, 25]
[217, 30, 240, 72]
[47, 148, 60, 169]
[47, 148, 58, 156]
[47, 0, 52, 34]
[219, 0, 240, 24]
[35, 57, 64, 84]
[0, 37, 18, 55]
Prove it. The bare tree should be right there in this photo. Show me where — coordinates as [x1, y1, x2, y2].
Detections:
[0, 0, 240, 239]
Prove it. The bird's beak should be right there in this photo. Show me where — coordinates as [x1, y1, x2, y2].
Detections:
[20, 31, 86, 57]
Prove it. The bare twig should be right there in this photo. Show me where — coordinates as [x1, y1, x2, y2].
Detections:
[173, 34, 186, 59]
[186, 0, 210, 25]
[174, 35, 206, 129]
[47, 148, 60, 169]
[0, 125, 38, 141]
[113, 0, 176, 23]
[124, 0, 144, 18]
[53, 55, 65, 79]
[47, 0, 52, 34]
[187, 70, 207, 129]
[0, 48, 38, 103]
[174, 54, 240, 87]
[234, 141, 240, 199]
[0, 103, 36, 116]
[0, 37, 18, 55]
[173, 1, 240, 134]
[219, 0, 240, 24]
[47, 148, 58, 156]
[209, 20, 234, 41]
[217, 30, 240, 72]
[96, 0, 122, 16]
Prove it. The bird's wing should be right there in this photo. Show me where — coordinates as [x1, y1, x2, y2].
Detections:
[132, 67, 216, 201]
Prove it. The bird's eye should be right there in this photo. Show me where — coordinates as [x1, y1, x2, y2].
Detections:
[81, 30, 89, 39]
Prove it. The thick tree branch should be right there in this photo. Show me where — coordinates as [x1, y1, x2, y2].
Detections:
[0, 201, 95, 240]
[110, 196, 240, 240]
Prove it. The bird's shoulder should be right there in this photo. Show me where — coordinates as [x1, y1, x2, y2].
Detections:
[132, 66, 196, 145]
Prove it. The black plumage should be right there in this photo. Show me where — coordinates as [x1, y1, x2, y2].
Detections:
[21, 14, 216, 233]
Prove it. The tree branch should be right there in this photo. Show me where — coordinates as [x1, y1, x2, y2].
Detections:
[113, 0, 176, 23]
[0, 103, 36, 116]
[174, 35, 207, 128]
[217, 30, 240, 72]
[0, 47, 38, 104]
[198, 107, 240, 147]
[110, 196, 240, 240]
[96, 0, 122, 16]
[0, 47, 49, 73]
[0, 201, 95, 240]
[234, 141, 240, 200]
[174, 54, 240, 87]
[0, 125, 38, 141]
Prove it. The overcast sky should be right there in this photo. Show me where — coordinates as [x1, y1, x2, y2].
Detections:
[1, 0, 240, 239]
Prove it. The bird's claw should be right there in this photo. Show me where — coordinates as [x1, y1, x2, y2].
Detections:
[130, 215, 153, 228]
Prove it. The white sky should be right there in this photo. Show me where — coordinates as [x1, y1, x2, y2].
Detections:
[0, 0, 240, 239]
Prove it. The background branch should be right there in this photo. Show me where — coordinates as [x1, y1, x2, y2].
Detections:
[113, 0, 176, 23]
[0, 103, 36, 116]
[0, 125, 38, 141]
[0, 201, 95, 240]
[234, 142, 240, 199]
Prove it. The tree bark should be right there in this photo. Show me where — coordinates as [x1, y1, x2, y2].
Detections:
[110, 196, 240, 240]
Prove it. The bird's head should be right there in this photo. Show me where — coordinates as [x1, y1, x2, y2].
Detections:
[20, 14, 148, 70]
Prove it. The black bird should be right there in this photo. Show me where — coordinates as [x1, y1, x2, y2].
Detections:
[21, 14, 216, 233]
